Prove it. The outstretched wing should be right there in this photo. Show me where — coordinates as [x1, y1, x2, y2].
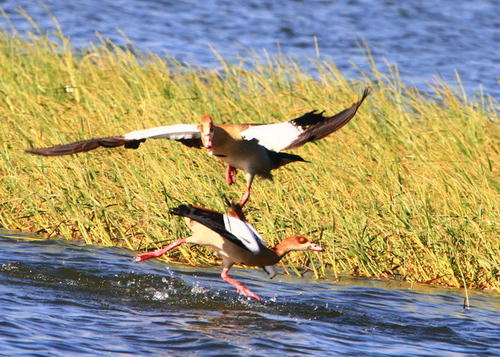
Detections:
[222, 215, 267, 253]
[170, 204, 265, 254]
[25, 124, 202, 156]
[240, 87, 371, 152]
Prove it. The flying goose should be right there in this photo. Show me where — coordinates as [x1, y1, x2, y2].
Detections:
[26, 88, 371, 206]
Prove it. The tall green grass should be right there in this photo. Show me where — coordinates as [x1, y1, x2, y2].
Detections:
[0, 23, 498, 290]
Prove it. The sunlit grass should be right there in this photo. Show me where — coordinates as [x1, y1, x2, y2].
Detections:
[0, 22, 498, 290]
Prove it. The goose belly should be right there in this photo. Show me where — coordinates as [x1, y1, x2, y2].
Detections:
[215, 141, 273, 176]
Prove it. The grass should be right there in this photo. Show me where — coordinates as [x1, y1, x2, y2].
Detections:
[0, 22, 498, 291]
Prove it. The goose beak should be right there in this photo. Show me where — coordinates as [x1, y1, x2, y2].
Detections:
[308, 243, 324, 252]
[202, 133, 213, 148]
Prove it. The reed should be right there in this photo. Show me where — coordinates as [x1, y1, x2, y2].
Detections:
[0, 24, 498, 290]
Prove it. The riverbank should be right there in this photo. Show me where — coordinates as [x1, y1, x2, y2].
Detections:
[0, 30, 497, 290]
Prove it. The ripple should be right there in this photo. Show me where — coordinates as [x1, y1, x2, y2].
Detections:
[0, 0, 498, 98]
[1, 233, 499, 356]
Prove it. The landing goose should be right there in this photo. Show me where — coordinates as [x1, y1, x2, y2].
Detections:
[134, 203, 324, 300]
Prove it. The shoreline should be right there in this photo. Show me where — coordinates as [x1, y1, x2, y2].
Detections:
[0, 30, 498, 290]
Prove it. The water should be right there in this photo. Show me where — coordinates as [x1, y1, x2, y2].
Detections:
[0, 0, 498, 98]
[1, 2, 499, 354]
[1, 231, 499, 356]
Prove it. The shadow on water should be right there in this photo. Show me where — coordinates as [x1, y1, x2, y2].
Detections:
[0, 230, 499, 356]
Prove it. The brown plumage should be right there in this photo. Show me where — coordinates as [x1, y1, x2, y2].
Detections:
[135, 203, 324, 300]
[25, 136, 136, 156]
[25, 88, 370, 206]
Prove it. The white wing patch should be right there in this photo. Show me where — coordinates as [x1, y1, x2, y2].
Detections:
[240, 122, 303, 152]
[123, 124, 200, 141]
[222, 215, 266, 254]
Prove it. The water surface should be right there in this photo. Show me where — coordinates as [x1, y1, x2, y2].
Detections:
[1, 230, 499, 356]
[1, 0, 498, 98]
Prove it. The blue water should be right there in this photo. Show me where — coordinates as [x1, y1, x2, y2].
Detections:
[1, 231, 499, 356]
[0, 0, 498, 98]
[1, 2, 499, 355]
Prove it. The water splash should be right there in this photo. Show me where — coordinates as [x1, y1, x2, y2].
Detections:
[0, 232, 499, 356]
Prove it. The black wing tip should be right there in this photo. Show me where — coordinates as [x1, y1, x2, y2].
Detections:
[344, 86, 371, 114]
[170, 204, 192, 217]
[290, 110, 328, 127]
[25, 147, 48, 156]
[24, 145, 83, 156]
[170, 204, 222, 218]
[291, 87, 371, 128]
[25, 146, 71, 156]
[282, 87, 372, 150]
[345, 87, 371, 111]
[24, 136, 138, 157]
[359, 87, 372, 103]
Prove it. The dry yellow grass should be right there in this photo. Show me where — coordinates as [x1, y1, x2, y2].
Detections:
[0, 25, 498, 290]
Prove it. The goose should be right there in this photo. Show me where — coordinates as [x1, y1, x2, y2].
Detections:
[26, 88, 371, 206]
[134, 203, 324, 300]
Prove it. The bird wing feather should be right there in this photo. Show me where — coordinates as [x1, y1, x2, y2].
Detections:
[171, 205, 263, 254]
[239, 88, 371, 152]
[240, 121, 303, 152]
[26, 124, 202, 156]
[122, 124, 200, 141]
[222, 215, 266, 254]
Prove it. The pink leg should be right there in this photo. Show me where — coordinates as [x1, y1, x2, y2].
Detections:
[238, 187, 251, 208]
[134, 239, 186, 262]
[221, 267, 260, 300]
[225, 165, 237, 185]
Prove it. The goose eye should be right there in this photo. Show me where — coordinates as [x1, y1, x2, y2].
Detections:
[298, 236, 307, 244]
